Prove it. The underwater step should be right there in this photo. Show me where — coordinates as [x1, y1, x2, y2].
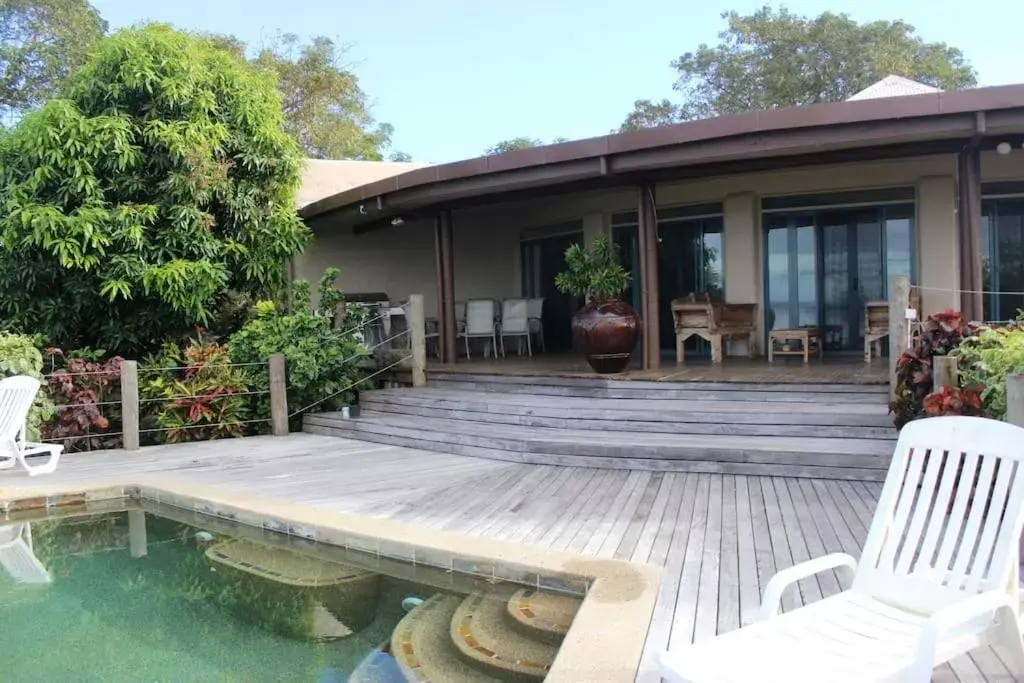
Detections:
[451, 592, 560, 681]
[506, 588, 582, 645]
[392, 593, 504, 682]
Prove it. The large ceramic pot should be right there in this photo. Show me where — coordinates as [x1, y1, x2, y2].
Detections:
[571, 299, 642, 374]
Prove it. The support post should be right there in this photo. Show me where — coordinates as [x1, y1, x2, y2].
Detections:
[434, 210, 457, 363]
[888, 275, 911, 398]
[409, 294, 427, 387]
[637, 183, 660, 370]
[933, 355, 959, 391]
[128, 509, 148, 558]
[269, 353, 288, 436]
[1007, 374, 1024, 428]
[957, 143, 984, 321]
[120, 360, 139, 451]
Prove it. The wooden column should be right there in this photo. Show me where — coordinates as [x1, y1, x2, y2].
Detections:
[408, 294, 427, 387]
[957, 144, 984, 321]
[933, 356, 959, 391]
[120, 360, 139, 451]
[434, 210, 457, 363]
[269, 353, 288, 436]
[637, 183, 660, 370]
[888, 275, 910, 398]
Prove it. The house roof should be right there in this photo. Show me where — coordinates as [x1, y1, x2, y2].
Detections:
[847, 75, 942, 101]
[301, 84, 1024, 226]
[297, 159, 429, 209]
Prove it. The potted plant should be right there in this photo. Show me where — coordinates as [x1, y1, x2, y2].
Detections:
[555, 235, 640, 374]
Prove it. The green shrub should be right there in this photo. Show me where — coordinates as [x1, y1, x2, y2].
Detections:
[228, 270, 367, 425]
[955, 323, 1024, 420]
[0, 332, 55, 440]
[140, 335, 251, 443]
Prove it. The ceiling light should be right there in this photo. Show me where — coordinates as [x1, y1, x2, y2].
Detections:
[997, 142, 1012, 155]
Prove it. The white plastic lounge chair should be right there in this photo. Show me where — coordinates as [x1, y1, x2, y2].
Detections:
[0, 375, 62, 476]
[0, 523, 51, 583]
[660, 416, 1024, 683]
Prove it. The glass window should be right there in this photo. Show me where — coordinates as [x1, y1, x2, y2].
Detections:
[982, 199, 1024, 321]
[884, 206, 914, 285]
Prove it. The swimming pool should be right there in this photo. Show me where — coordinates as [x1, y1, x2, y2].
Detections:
[0, 480, 659, 682]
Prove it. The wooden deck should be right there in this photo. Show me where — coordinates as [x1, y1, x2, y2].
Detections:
[4, 434, 1018, 682]
[429, 354, 890, 385]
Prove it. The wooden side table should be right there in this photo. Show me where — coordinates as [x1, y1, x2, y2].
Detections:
[769, 327, 823, 363]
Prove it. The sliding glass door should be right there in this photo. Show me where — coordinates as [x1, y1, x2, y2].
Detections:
[982, 199, 1024, 322]
[521, 231, 583, 352]
[764, 203, 915, 352]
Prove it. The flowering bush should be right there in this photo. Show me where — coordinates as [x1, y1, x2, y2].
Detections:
[43, 348, 122, 451]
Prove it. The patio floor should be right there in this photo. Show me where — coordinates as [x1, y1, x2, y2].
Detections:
[2, 434, 1017, 682]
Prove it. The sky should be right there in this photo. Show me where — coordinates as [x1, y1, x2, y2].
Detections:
[91, 0, 1024, 163]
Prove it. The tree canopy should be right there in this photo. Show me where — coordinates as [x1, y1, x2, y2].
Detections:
[485, 136, 568, 155]
[0, 24, 309, 354]
[620, 6, 977, 130]
[253, 33, 398, 160]
[0, 0, 106, 121]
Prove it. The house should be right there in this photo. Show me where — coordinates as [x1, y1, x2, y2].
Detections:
[295, 78, 1024, 369]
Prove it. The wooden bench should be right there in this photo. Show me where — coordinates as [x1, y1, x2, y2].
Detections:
[863, 289, 920, 362]
[670, 294, 758, 364]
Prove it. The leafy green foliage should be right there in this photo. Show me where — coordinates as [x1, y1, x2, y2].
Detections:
[622, 7, 977, 128]
[41, 347, 121, 450]
[0, 24, 309, 355]
[554, 235, 630, 304]
[0, 0, 107, 120]
[955, 323, 1024, 420]
[484, 137, 567, 155]
[140, 335, 251, 443]
[890, 311, 966, 428]
[253, 33, 398, 160]
[0, 331, 54, 439]
[228, 270, 368, 425]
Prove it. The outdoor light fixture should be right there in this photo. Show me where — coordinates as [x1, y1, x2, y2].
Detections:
[997, 141, 1012, 155]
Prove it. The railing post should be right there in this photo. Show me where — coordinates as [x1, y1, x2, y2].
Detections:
[888, 275, 911, 398]
[409, 294, 427, 388]
[932, 356, 959, 391]
[269, 353, 289, 436]
[120, 359, 139, 451]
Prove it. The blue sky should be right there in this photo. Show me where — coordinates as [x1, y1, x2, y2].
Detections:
[91, 0, 1024, 163]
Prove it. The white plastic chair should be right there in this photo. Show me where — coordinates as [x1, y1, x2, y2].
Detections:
[0, 376, 62, 476]
[661, 416, 1024, 683]
[500, 298, 532, 358]
[459, 299, 498, 358]
[527, 297, 545, 352]
[0, 523, 51, 583]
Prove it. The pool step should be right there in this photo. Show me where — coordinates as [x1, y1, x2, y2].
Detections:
[507, 588, 581, 645]
[451, 592, 559, 680]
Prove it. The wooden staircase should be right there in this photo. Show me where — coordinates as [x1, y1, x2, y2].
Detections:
[304, 372, 896, 481]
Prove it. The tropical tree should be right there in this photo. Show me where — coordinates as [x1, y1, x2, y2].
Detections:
[0, 0, 106, 121]
[0, 24, 309, 355]
[620, 6, 977, 130]
[485, 136, 568, 155]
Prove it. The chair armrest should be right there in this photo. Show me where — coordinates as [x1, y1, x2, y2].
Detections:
[910, 590, 1016, 680]
[757, 553, 858, 621]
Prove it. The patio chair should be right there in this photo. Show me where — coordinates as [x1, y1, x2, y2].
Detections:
[0, 376, 62, 476]
[527, 297, 545, 352]
[500, 298, 532, 358]
[454, 301, 467, 335]
[660, 416, 1024, 683]
[459, 299, 498, 358]
[0, 523, 51, 583]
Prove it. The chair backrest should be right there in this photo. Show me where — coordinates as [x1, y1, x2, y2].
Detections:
[0, 376, 41, 446]
[465, 299, 496, 335]
[854, 416, 1024, 615]
[502, 299, 529, 334]
[455, 301, 467, 322]
[527, 297, 545, 319]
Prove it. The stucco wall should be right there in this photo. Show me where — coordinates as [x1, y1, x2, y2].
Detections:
[297, 152, 1024, 335]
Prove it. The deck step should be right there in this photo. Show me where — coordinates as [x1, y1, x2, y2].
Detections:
[391, 593, 504, 683]
[506, 589, 581, 645]
[304, 412, 892, 481]
[450, 592, 559, 680]
[427, 373, 886, 403]
[359, 388, 894, 439]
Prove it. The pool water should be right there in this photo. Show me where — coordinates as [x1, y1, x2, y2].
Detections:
[0, 507, 581, 683]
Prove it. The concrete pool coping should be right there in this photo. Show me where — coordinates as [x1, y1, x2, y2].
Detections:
[0, 475, 661, 683]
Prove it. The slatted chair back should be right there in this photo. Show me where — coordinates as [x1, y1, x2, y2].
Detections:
[855, 416, 1024, 615]
[0, 376, 41, 448]
[464, 299, 496, 336]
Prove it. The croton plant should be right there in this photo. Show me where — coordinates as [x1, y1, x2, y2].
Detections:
[890, 310, 966, 429]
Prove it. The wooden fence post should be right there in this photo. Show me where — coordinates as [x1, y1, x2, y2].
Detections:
[888, 276, 911, 398]
[932, 356, 959, 392]
[120, 360, 139, 451]
[409, 294, 427, 388]
[269, 353, 289, 436]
